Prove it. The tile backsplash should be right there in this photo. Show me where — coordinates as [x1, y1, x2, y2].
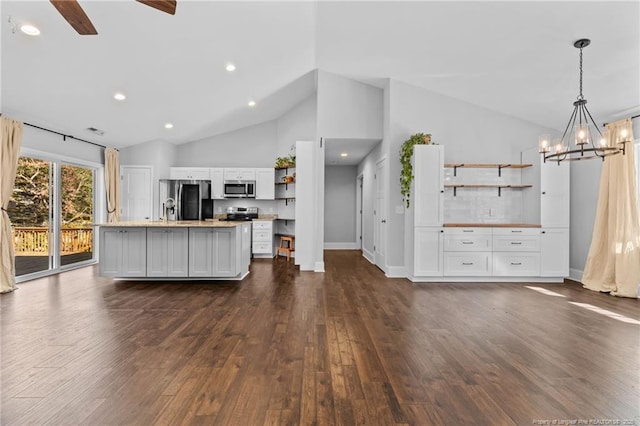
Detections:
[443, 167, 524, 223]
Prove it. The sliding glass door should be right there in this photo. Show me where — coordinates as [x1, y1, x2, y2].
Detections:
[60, 164, 95, 267]
[10, 156, 98, 280]
[10, 157, 53, 276]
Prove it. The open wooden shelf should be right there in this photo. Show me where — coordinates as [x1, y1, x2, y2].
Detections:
[445, 162, 532, 177]
[444, 184, 532, 196]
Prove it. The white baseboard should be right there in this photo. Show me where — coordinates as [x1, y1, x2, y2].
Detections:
[314, 261, 325, 272]
[569, 268, 584, 283]
[324, 242, 359, 250]
[385, 266, 406, 278]
[362, 249, 374, 264]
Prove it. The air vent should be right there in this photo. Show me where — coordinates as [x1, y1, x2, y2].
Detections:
[86, 127, 105, 136]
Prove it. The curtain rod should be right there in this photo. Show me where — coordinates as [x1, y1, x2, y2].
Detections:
[603, 114, 640, 127]
[24, 122, 113, 150]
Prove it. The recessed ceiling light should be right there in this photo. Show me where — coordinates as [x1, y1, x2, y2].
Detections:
[340, 152, 348, 157]
[165, 123, 173, 129]
[113, 92, 126, 101]
[226, 63, 236, 72]
[20, 24, 40, 36]
[248, 100, 256, 107]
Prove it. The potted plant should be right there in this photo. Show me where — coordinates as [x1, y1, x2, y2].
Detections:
[400, 132, 432, 208]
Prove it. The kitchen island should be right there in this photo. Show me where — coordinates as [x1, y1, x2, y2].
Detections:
[98, 220, 252, 280]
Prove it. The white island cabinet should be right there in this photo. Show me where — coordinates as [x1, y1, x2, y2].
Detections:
[99, 222, 249, 280]
[189, 228, 237, 277]
[147, 228, 189, 277]
[99, 227, 147, 277]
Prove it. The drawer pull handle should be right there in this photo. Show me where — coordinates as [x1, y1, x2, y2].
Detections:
[511, 230, 522, 233]
[462, 230, 474, 233]
[511, 242, 522, 245]
[511, 262, 522, 266]
[462, 262, 474, 266]
[462, 241, 474, 245]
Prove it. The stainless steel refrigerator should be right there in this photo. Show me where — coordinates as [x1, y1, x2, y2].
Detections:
[159, 179, 211, 220]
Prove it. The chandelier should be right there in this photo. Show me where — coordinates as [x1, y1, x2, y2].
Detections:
[538, 39, 629, 163]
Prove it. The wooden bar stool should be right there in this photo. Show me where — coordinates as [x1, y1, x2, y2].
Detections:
[277, 236, 295, 261]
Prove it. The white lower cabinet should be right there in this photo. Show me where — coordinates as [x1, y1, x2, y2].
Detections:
[540, 228, 569, 277]
[444, 252, 492, 276]
[188, 228, 237, 277]
[414, 227, 444, 276]
[252, 220, 274, 258]
[147, 228, 189, 277]
[493, 252, 540, 276]
[100, 227, 147, 277]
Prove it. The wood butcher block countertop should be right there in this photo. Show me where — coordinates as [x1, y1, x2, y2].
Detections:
[444, 223, 542, 228]
[99, 220, 244, 228]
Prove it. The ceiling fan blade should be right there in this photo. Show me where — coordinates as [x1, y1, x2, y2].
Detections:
[135, 0, 177, 15]
[50, 0, 97, 35]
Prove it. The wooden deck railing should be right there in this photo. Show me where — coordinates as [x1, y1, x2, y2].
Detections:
[12, 227, 93, 255]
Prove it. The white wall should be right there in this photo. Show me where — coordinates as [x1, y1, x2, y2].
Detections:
[386, 79, 558, 271]
[119, 139, 177, 220]
[317, 70, 383, 140]
[20, 126, 104, 164]
[176, 121, 277, 167]
[277, 94, 317, 158]
[324, 166, 357, 247]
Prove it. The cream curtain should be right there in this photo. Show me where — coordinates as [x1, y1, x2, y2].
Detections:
[1, 117, 24, 293]
[582, 118, 640, 298]
[105, 147, 121, 223]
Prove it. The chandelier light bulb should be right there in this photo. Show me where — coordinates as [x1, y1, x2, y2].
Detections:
[538, 135, 550, 153]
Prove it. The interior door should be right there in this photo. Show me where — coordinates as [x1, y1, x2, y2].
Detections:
[374, 159, 386, 271]
[120, 166, 152, 221]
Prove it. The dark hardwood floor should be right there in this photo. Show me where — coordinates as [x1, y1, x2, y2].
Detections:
[2, 251, 639, 425]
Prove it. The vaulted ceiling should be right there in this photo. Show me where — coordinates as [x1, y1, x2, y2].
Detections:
[2, 1, 638, 149]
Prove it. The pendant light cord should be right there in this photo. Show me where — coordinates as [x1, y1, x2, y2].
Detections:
[578, 45, 584, 100]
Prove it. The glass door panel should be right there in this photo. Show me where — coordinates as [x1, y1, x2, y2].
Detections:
[9, 157, 53, 276]
[60, 164, 95, 266]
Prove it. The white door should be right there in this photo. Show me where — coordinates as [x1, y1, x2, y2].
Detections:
[121, 166, 153, 221]
[357, 175, 363, 250]
[374, 159, 387, 271]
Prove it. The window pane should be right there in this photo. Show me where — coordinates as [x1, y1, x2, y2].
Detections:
[10, 157, 52, 276]
[60, 164, 94, 266]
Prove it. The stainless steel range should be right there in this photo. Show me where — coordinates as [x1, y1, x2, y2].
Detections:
[224, 206, 258, 221]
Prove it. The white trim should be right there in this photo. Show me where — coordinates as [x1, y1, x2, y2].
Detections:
[363, 248, 375, 263]
[385, 266, 406, 278]
[314, 261, 325, 272]
[410, 277, 566, 283]
[20, 147, 102, 169]
[324, 242, 359, 250]
[569, 268, 584, 282]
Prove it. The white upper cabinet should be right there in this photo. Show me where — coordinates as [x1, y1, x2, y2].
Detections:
[255, 168, 275, 200]
[169, 167, 211, 180]
[413, 145, 444, 227]
[210, 168, 224, 199]
[540, 160, 570, 228]
[224, 168, 256, 181]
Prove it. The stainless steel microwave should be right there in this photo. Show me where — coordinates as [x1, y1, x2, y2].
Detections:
[223, 181, 255, 198]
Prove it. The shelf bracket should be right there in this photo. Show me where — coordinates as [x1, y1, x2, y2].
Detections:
[498, 187, 501, 197]
[453, 186, 457, 197]
[453, 163, 463, 177]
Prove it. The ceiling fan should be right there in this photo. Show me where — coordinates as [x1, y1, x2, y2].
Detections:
[50, 0, 177, 35]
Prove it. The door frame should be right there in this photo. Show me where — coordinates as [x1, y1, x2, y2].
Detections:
[356, 174, 364, 251]
[374, 157, 387, 272]
[15, 148, 103, 283]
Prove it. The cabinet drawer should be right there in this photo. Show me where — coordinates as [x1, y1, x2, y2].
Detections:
[493, 252, 540, 276]
[444, 235, 491, 252]
[252, 242, 272, 254]
[492, 228, 540, 236]
[444, 252, 491, 276]
[252, 221, 273, 230]
[492, 235, 540, 252]
[253, 230, 272, 242]
[443, 228, 492, 235]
